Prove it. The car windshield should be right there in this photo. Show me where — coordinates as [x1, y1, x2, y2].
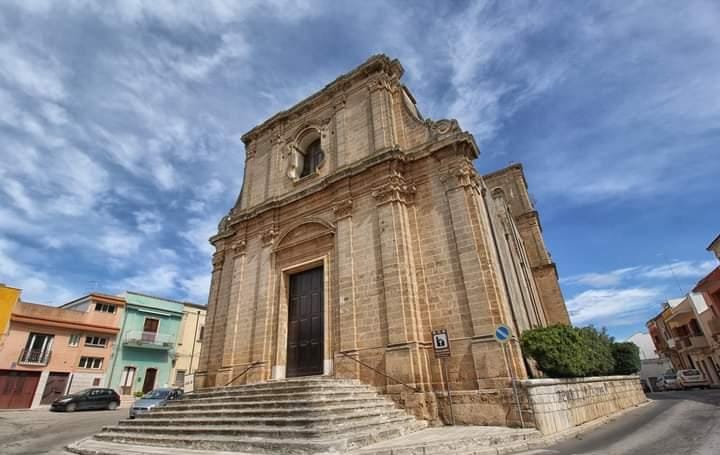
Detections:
[682, 370, 701, 376]
[75, 389, 93, 395]
[664, 374, 676, 379]
[142, 389, 172, 400]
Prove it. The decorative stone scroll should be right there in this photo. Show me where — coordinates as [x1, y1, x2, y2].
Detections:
[427, 118, 460, 137]
[212, 250, 226, 269]
[333, 199, 354, 220]
[231, 239, 247, 255]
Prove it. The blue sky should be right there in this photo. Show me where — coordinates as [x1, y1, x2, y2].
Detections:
[0, 1, 718, 340]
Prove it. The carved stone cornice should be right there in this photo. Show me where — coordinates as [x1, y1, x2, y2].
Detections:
[427, 118, 460, 138]
[333, 199, 354, 220]
[372, 174, 416, 206]
[261, 225, 279, 247]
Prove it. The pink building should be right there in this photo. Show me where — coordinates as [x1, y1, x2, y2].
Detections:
[0, 293, 123, 409]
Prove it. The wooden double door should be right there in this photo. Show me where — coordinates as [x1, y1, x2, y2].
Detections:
[286, 267, 324, 377]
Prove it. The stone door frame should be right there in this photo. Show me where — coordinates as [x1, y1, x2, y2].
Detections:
[272, 254, 333, 379]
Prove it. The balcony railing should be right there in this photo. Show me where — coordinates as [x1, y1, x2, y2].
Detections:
[18, 348, 52, 365]
[689, 335, 709, 349]
[123, 331, 175, 349]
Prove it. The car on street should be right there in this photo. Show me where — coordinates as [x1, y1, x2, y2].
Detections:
[129, 387, 183, 418]
[50, 388, 120, 412]
[677, 369, 710, 389]
[656, 373, 682, 391]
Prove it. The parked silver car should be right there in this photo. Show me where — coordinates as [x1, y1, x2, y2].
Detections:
[656, 373, 682, 391]
[129, 388, 183, 418]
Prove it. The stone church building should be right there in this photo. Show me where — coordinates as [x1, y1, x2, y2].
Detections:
[196, 55, 570, 425]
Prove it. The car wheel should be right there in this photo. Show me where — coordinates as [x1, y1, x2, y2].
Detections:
[107, 401, 118, 411]
[65, 403, 77, 412]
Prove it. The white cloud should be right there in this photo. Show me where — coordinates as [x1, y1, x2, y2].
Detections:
[567, 287, 665, 327]
[179, 273, 211, 304]
[99, 230, 142, 257]
[181, 217, 218, 256]
[0, 42, 67, 100]
[562, 267, 640, 288]
[134, 210, 163, 235]
[641, 260, 716, 280]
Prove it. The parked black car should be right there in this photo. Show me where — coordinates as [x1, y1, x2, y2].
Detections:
[50, 388, 120, 412]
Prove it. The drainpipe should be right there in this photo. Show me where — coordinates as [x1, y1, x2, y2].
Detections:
[189, 310, 201, 375]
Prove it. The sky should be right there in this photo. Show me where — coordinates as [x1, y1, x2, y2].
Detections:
[0, 0, 718, 340]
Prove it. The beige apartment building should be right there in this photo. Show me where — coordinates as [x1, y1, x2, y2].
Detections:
[171, 302, 206, 389]
[195, 55, 570, 425]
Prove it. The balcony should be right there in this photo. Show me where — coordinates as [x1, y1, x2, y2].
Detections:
[123, 331, 175, 350]
[689, 335, 709, 349]
[18, 349, 52, 365]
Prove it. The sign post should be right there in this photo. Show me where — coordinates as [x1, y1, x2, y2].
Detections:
[431, 329, 454, 425]
[495, 324, 524, 428]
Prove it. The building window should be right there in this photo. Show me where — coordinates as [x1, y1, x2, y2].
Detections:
[68, 334, 81, 347]
[95, 303, 116, 313]
[198, 325, 204, 342]
[175, 370, 185, 387]
[120, 366, 136, 395]
[300, 138, 323, 177]
[78, 356, 103, 369]
[85, 336, 107, 347]
[92, 377, 101, 386]
[20, 333, 54, 364]
[142, 318, 159, 342]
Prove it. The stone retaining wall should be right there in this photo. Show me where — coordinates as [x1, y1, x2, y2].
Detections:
[521, 375, 647, 434]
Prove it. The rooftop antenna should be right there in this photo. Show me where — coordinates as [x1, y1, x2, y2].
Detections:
[658, 252, 684, 297]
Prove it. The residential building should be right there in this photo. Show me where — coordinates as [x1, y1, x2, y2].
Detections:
[0, 295, 122, 409]
[707, 233, 720, 261]
[627, 332, 673, 391]
[106, 292, 183, 397]
[0, 284, 21, 345]
[171, 302, 206, 390]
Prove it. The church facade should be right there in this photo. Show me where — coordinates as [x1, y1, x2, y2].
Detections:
[195, 55, 570, 425]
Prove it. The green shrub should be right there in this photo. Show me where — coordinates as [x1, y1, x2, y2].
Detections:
[611, 342, 641, 374]
[134, 391, 144, 397]
[578, 326, 615, 376]
[520, 324, 590, 378]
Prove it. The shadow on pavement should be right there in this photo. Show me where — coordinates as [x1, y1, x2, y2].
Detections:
[646, 388, 720, 406]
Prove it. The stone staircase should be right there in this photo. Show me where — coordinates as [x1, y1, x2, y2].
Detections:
[67, 377, 427, 454]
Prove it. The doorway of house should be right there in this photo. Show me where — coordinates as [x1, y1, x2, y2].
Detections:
[142, 368, 157, 393]
[286, 266, 324, 378]
[40, 372, 70, 405]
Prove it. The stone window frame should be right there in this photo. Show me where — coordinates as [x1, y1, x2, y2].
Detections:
[287, 127, 327, 183]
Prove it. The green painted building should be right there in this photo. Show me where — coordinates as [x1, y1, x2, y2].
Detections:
[106, 292, 184, 395]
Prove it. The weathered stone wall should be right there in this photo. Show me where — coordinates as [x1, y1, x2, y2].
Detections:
[521, 376, 647, 435]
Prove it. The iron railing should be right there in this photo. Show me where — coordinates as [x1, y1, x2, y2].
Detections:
[225, 361, 266, 387]
[339, 351, 419, 393]
[123, 330, 175, 348]
[18, 348, 52, 365]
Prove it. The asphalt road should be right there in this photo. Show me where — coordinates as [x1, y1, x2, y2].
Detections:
[522, 389, 720, 455]
[0, 407, 125, 455]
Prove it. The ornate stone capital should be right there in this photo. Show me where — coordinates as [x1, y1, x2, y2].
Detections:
[212, 250, 225, 269]
[372, 174, 416, 206]
[231, 239, 247, 256]
[442, 161, 481, 192]
[333, 199, 353, 220]
[261, 225, 279, 246]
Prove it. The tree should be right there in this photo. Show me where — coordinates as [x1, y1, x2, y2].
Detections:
[611, 342, 641, 374]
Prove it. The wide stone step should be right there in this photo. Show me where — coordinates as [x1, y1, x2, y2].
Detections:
[93, 419, 425, 454]
[190, 382, 374, 399]
[122, 410, 410, 429]
[141, 402, 399, 420]
[103, 415, 418, 440]
[162, 396, 389, 412]
[178, 390, 382, 405]
[197, 377, 362, 394]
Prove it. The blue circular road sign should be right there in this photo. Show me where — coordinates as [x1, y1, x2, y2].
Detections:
[494, 324, 512, 343]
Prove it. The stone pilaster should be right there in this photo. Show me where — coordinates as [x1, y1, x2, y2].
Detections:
[369, 78, 397, 153]
[334, 198, 360, 378]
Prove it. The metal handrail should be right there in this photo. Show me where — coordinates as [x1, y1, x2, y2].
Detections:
[339, 351, 419, 393]
[225, 361, 265, 387]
